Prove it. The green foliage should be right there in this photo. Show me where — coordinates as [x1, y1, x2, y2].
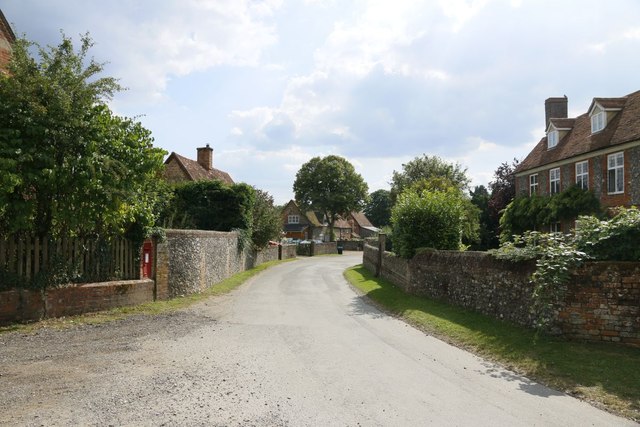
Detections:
[573, 207, 640, 261]
[160, 180, 255, 232]
[469, 185, 497, 250]
[391, 187, 462, 259]
[364, 189, 392, 227]
[390, 154, 470, 202]
[500, 187, 600, 242]
[492, 207, 640, 330]
[548, 185, 601, 223]
[293, 155, 368, 241]
[251, 189, 282, 249]
[0, 33, 166, 238]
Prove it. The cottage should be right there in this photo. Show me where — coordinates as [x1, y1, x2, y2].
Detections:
[281, 200, 324, 241]
[163, 144, 234, 185]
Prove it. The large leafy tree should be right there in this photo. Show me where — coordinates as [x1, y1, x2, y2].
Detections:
[364, 189, 392, 227]
[390, 154, 470, 202]
[293, 155, 368, 241]
[0, 34, 166, 238]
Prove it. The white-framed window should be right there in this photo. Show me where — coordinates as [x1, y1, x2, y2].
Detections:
[607, 152, 624, 194]
[575, 161, 589, 190]
[591, 106, 606, 133]
[288, 214, 300, 224]
[549, 168, 560, 194]
[547, 130, 559, 149]
[529, 174, 538, 195]
[550, 222, 562, 233]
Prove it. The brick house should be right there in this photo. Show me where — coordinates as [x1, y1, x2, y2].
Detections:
[163, 144, 234, 185]
[515, 91, 640, 230]
[281, 200, 324, 240]
[0, 9, 16, 73]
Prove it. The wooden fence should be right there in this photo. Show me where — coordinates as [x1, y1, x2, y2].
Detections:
[0, 234, 139, 288]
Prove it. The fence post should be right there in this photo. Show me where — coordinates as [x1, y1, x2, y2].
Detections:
[310, 241, 315, 257]
[375, 233, 386, 277]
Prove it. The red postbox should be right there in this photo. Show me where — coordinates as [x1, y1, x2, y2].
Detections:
[141, 240, 153, 278]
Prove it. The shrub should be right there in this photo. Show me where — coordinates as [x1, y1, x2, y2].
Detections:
[391, 188, 462, 259]
[160, 180, 254, 232]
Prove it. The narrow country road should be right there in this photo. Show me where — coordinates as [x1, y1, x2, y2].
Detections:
[0, 253, 633, 426]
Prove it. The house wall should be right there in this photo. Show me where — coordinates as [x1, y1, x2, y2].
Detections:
[516, 144, 640, 209]
[163, 158, 190, 184]
[0, 13, 13, 71]
[364, 243, 640, 347]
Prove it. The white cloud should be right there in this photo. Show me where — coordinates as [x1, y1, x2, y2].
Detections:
[95, 0, 281, 101]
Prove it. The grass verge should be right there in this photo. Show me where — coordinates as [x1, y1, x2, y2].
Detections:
[0, 258, 295, 335]
[344, 264, 640, 421]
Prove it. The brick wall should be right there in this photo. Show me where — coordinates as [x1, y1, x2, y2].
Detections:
[364, 243, 640, 347]
[0, 279, 154, 325]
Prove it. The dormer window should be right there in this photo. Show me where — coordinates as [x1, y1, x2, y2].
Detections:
[547, 130, 559, 149]
[591, 106, 606, 133]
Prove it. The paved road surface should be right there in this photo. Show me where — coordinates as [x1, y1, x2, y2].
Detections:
[0, 253, 634, 426]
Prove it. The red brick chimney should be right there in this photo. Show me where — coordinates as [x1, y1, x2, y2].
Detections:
[545, 96, 568, 129]
[197, 144, 213, 170]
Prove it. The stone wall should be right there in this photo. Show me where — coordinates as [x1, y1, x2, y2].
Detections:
[0, 279, 154, 325]
[312, 241, 337, 256]
[154, 230, 297, 299]
[364, 243, 640, 346]
[338, 240, 364, 251]
[155, 229, 246, 298]
[280, 244, 297, 260]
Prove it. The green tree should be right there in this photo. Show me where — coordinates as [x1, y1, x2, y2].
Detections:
[0, 34, 166, 238]
[251, 189, 283, 248]
[391, 186, 463, 259]
[364, 189, 392, 227]
[487, 159, 519, 245]
[293, 155, 368, 241]
[470, 185, 497, 250]
[390, 154, 470, 202]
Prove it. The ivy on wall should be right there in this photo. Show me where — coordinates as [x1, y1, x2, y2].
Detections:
[499, 186, 601, 242]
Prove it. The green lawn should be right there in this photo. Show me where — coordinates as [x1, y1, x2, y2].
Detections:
[344, 264, 640, 421]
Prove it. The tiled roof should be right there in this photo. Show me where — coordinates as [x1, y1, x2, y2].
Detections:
[517, 90, 640, 173]
[333, 218, 351, 229]
[0, 9, 15, 43]
[548, 118, 576, 130]
[304, 211, 322, 227]
[591, 97, 627, 110]
[350, 211, 374, 228]
[165, 152, 234, 184]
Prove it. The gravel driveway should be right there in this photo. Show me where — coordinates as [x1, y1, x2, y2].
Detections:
[0, 253, 634, 426]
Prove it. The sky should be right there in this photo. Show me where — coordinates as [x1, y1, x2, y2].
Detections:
[2, 0, 640, 204]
